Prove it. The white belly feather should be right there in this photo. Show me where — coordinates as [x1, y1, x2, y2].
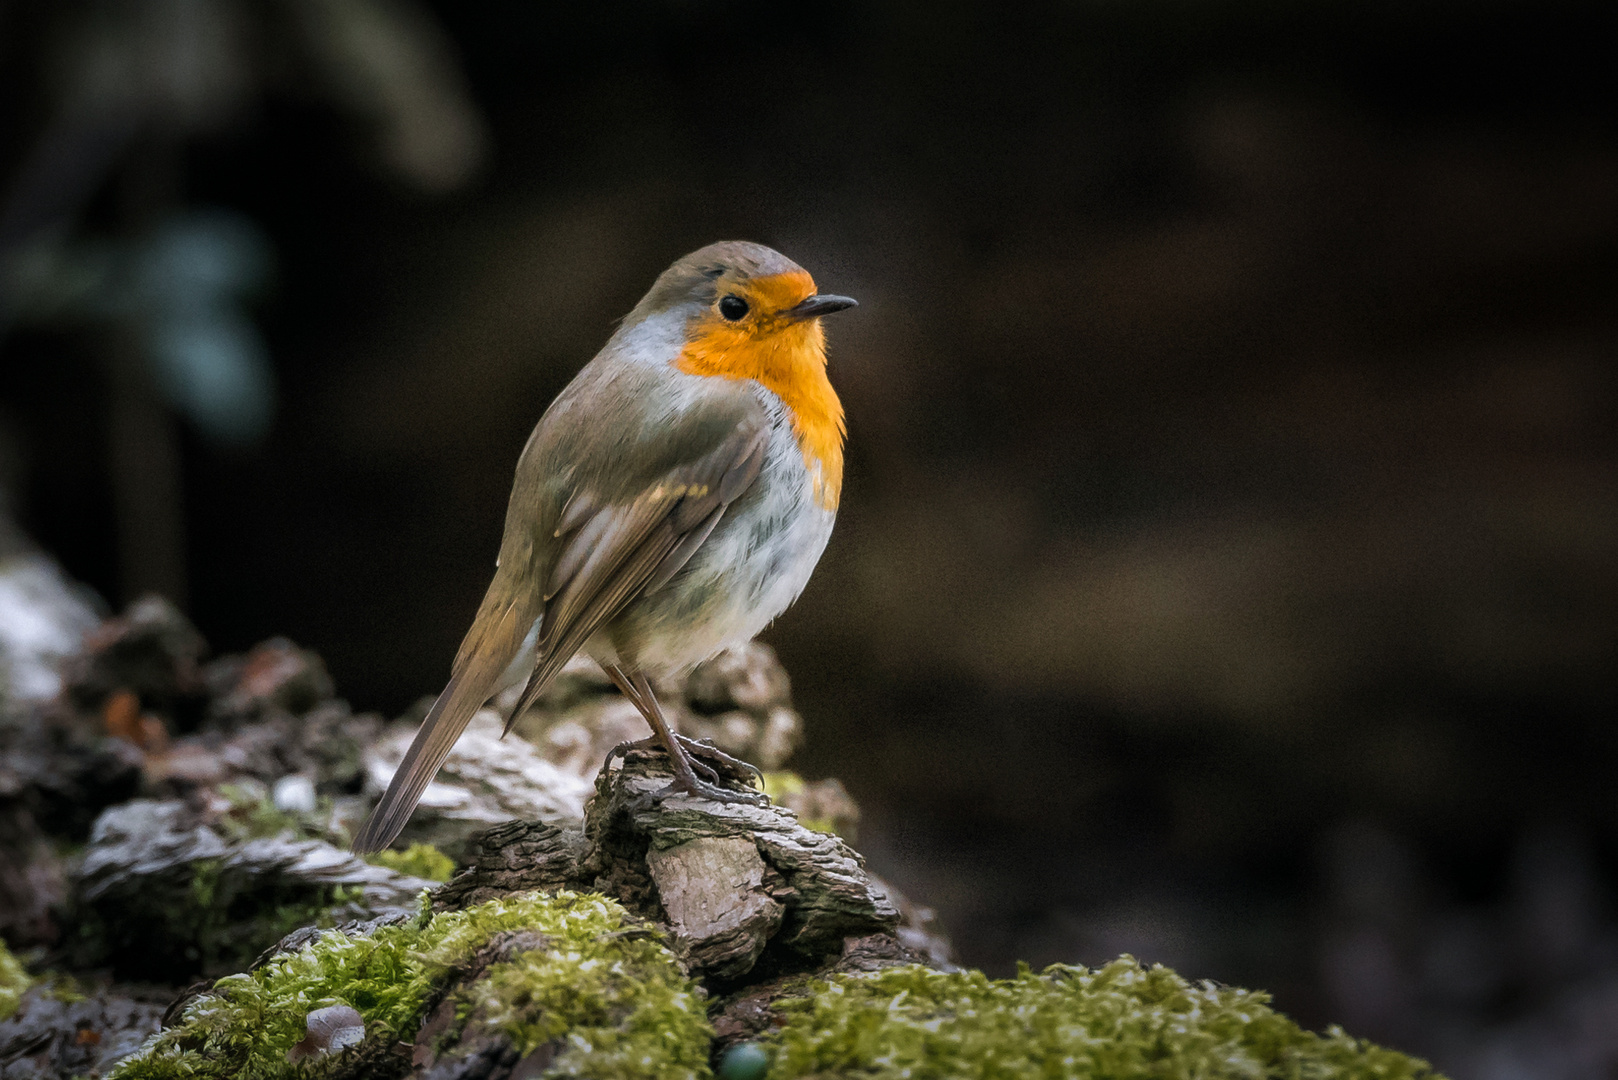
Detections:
[587, 385, 835, 675]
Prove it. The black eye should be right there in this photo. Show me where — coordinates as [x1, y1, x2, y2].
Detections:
[718, 295, 749, 321]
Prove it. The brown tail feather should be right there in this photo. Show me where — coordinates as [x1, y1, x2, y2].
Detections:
[351, 587, 535, 854]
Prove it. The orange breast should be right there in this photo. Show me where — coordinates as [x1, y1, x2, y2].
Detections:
[674, 273, 845, 510]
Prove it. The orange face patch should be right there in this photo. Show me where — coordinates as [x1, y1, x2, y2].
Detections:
[675, 271, 846, 510]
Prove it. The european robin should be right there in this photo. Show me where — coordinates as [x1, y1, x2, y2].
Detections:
[353, 241, 855, 854]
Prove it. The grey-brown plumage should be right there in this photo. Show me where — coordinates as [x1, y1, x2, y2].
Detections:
[352, 242, 854, 855]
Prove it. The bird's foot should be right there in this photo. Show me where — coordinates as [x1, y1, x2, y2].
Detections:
[675, 735, 766, 786]
[604, 735, 714, 779]
[602, 735, 659, 773]
[653, 774, 771, 807]
[601, 735, 763, 786]
[601, 738, 770, 806]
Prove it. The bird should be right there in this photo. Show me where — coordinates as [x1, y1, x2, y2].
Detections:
[352, 241, 856, 855]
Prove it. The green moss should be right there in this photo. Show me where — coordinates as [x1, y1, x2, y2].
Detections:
[110, 890, 712, 1080]
[366, 843, 455, 883]
[766, 958, 1443, 1080]
[0, 938, 30, 1022]
[472, 925, 712, 1078]
[101, 887, 1436, 1080]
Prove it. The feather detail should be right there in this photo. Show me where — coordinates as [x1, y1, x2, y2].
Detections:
[351, 574, 538, 854]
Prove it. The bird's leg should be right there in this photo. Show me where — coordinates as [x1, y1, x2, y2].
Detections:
[598, 665, 765, 787]
[598, 664, 720, 783]
[598, 665, 766, 804]
[629, 670, 769, 804]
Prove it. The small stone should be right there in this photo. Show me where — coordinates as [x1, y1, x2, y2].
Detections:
[272, 774, 317, 814]
[286, 1003, 364, 1061]
[717, 1041, 770, 1080]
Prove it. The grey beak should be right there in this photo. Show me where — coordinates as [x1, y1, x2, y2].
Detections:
[785, 293, 858, 321]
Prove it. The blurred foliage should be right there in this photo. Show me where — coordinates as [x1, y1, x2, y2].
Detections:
[5, 210, 274, 442]
[365, 842, 455, 883]
[0, 938, 30, 1022]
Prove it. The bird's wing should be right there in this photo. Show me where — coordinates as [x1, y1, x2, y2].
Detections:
[351, 391, 767, 854]
[508, 417, 769, 725]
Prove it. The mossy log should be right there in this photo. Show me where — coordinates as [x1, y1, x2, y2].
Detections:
[89, 752, 1443, 1080]
[2, 589, 1442, 1079]
[105, 748, 910, 1080]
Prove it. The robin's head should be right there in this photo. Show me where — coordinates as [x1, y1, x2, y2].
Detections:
[627, 241, 856, 341]
[627, 241, 854, 510]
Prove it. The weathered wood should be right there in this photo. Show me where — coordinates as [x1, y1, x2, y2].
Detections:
[430, 821, 586, 910]
[647, 835, 784, 979]
[433, 747, 905, 983]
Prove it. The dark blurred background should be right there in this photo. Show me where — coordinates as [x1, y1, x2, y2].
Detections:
[3, 1, 1616, 1074]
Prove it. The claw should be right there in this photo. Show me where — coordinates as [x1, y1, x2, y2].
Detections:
[594, 664, 768, 805]
[601, 738, 648, 773]
[600, 735, 763, 801]
[672, 734, 764, 787]
[687, 754, 721, 784]
[603, 734, 762, 789]
[654, 776, 770, 806]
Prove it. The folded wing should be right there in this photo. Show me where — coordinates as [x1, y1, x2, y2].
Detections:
[351, 412, 767, 854]
[506, 419, 767, 727]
